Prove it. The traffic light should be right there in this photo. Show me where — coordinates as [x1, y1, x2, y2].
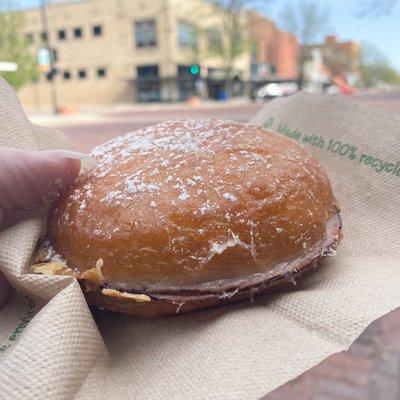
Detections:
[190, 64, 200, 75]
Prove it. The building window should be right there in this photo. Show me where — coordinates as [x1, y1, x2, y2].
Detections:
[97, 68, 107, 78]
[205, 28, 222, 54]
[136, 65, 160, 101]
[178, 21, 197, 50]
[25, 33, 34, 45]
[78, 69, 87, 79]
[73, 27, 83, 39]
[40, 31, 47, 42]
[93, 25, 103, 36]
[63, 71, 71, 80]
[134, 20, 157, 48]
[58, 29, 67, 41]
[137, 65, 158, 78]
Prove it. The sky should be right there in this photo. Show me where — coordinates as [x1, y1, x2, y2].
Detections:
[265, 0, 400, 71]
[15, 0, 400, 70]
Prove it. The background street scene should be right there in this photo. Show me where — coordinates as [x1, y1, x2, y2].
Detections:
[28, 91, 400, 152]
[2, 0, 400, 111]
[32, 100, 262, 151]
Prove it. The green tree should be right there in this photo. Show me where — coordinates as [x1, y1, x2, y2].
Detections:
[0, 8, 38, 89]
[203, 1, 266, 93]
[209, 0, 247, 76]
[359, 42, 400, 86]
[180, 0, 270, 97]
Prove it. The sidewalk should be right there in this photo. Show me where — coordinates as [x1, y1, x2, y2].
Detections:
[262, 307, 400, 400]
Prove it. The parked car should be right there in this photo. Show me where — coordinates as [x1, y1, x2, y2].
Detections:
[254, 81, 299, 99]
[324, 84, 340, 95]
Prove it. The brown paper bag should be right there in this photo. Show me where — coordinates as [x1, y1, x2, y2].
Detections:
[1, 77, 399, 400]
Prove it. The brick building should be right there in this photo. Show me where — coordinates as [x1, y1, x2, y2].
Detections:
[15, 0, 299, 108]
[248, 12, 299, 86]
[304, 35, 361, 83]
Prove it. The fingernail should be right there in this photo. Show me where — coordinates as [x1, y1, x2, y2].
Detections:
[40, 150, 97, 176]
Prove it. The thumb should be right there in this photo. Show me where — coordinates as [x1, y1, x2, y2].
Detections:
[0, 147, 83, 227]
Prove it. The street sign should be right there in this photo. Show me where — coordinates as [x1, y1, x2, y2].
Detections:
[38, 47, 51, 73]
[0, 62, 18, 72]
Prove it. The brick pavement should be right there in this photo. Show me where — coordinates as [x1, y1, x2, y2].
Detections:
[263, 308, 400, 400]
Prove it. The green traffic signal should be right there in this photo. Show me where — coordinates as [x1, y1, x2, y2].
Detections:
[190, 64, 200, 75]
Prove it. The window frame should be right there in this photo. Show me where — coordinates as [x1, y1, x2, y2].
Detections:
[93, 25, 103, 37]
[77, 69, 87, 79]
[97, 67, 107, 78]
[177, 21, 198, 50]
[58, 29, 67, 41]
[73, 27, 83, 39]
[134, 19, 157, 48]
[63, 70, 71, 80]
[136, 64, 160, 102]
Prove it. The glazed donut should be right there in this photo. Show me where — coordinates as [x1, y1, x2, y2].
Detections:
[42, 119, 341, 316]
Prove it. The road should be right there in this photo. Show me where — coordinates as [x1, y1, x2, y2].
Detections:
[59, 102, 262, 152]
[57, 91, 400, 153]
[58, 92, 400, 400]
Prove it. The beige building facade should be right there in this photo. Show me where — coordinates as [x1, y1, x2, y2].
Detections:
[18, 0, 252, 108]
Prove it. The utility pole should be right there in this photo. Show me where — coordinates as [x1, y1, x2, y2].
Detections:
[39, 0, 59, 114]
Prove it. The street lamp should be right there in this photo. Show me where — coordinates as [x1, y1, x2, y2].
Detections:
[39, 0, 59, 114]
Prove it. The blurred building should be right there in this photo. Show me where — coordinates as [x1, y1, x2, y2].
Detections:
[17, 0, 299, 108]
[302, 49, 331, 94]
[304, 35, 361, 85]
[248, 12, 299, 88]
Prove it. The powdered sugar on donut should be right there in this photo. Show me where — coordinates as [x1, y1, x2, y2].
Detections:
[50, 119, 336, 290]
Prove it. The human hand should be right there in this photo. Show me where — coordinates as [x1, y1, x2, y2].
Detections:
[0, 147, 82, 309]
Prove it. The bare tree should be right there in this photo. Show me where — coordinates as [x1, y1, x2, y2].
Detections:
[180, 0, 272, 97]
[280, 1, 330, 45]
[207, 0, 265, 93]
[279, 1, 331, 87]
[356, 0, 399, 17]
